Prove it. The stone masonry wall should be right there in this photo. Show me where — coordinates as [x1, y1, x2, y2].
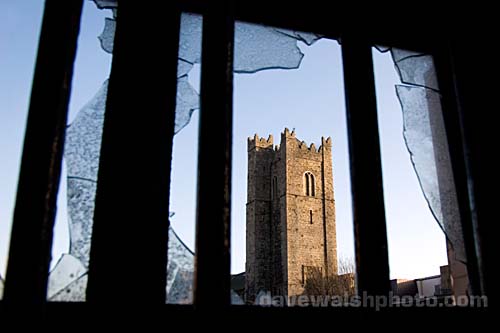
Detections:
[246, 129, 337, 301]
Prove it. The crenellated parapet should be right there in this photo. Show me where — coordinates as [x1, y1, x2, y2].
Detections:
[249, 129, 332, 156]
[247, 133, 274, 151]
[292, 134, 332, 157]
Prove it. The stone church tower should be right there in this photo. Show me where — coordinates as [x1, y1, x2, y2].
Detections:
[245, 128, 337, 302]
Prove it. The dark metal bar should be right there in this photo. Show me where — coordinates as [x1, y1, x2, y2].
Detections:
[434, 40, 490, 298]
[448, 42, 490, 299]
[432, 43, 483, 296]
[85, 3, 181, 303]
[178, 1, 446, 53]
[3, 0, 83, 303]
[341, 35, 391, 297]
[194, 2, 234, 308]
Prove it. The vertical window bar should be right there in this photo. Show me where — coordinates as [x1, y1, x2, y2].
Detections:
[433, 42, 483, 296]
[194, 2, 234, 308]
[341, 35, 390, 297]
[443, 42, 489, 298]
[86, 2, 181, 303]
[3, 0, 83, 303]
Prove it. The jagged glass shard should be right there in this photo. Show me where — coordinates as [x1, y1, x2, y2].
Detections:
[166, 229, 194, 303]
[396, 85, 465, 262]
[99, 17, 115, 54]
[177, 59, 193, 78]
[92, 0, 117, 9]
[394, 53, 439, 91]
[49, 274, 88, 302]
[273, 28, 298, 38]
[65, 81, 107, 181]
[273, 28, 322, 46]
[375, 45, 391, 53]
[175, 76, 199, 133]
[67, 179, 97, 268]
[47, 254, 87, 299]
[391, 48, 424, 62]
[234, 22, 304, 73]
[294, 31, 322, 46]
[179, 13, 203, 64]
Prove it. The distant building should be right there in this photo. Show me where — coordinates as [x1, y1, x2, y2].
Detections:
[245, 128, 337, 302]
[390, 265, 456, 303]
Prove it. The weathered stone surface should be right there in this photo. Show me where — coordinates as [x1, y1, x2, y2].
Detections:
[246, 129, 337, 301]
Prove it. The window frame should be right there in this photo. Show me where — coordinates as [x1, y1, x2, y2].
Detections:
[1, 0, 487, 312]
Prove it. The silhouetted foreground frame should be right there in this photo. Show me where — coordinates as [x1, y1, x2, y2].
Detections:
[1, 0, 489, 314]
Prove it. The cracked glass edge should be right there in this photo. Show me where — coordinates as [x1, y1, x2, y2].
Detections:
[375, 45, 391, 53]
[49, 0, 323, 303]
[384, 47, 466, 264]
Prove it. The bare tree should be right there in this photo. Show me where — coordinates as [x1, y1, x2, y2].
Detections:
[302, 257, 356, 298]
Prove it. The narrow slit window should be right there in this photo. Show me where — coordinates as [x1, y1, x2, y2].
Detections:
[305, 173, 310, 196]
[310, 174, 315, 196]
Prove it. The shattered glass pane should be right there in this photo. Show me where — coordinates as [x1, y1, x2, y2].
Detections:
[92, 0, 117, 10]
[47, 254, 87, 300]
[49, 275, 88, 302]
[166, 228, 194, 304]
[98, 17, 115, 54]
[234, 23, 304, 73]
[374, 45, 391, 53]
[395, 85, 464, 262]
[391, 48, 424, 63]
[175, 76, 199, 134]
[273, 28, 322, 46]
[48, 0, 321, 303]
[393, 54, 439, 91]
[177, 59, 193, 78]
[95, 11, 203, 133]
[178, 13, 203, 64]
[388, 48, 466, 264]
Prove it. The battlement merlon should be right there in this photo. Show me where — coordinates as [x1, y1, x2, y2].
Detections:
[320, 136, 332, 151]
[281, 127, 297, 140]
[248, 133, 274, 151]
[280, 131, 332, 155]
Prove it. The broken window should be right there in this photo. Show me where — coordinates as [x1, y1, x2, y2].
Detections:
[373, 46, 468, 299]
[233, 20, 352, 305]
[48, 1, 331, 304]
[48, 1, 205, 302]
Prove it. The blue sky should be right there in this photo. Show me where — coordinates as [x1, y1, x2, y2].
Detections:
[0, 0, 447, 284]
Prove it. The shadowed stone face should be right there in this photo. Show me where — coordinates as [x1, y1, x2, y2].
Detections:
[246, 129, 337, 301]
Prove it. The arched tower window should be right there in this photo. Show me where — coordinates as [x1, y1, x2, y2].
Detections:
[304, 172, 315, 196]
